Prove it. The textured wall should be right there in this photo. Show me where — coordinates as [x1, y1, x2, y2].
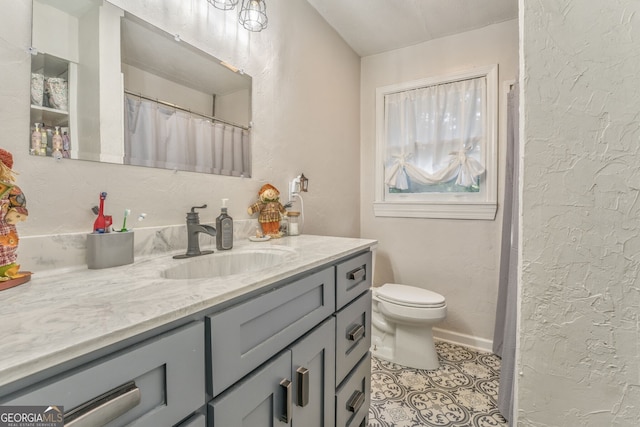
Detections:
[0, 0, 361, 250]
[519, 0, 640, 425]
[360, 20, 518, 347]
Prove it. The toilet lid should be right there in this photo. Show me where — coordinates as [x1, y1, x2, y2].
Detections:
[376, 283, 446, 308]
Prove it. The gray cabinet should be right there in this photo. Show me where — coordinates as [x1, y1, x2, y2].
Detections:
[209, 317, 336, 427]
[0, 322, 205, 427]
[334, 253, 372, 427]
[207, 251, 372, 427]
[0, 248, 374, 427]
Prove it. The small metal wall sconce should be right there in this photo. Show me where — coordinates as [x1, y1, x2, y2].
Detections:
[289, 173, 309, 202]
[299, 173, 309, 192]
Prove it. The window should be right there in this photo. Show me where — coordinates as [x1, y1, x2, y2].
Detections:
[374, 65, 498, 219]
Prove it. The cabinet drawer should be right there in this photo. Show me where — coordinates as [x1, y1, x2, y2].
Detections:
[335, 291, 372, 386]
[335, 353, 371, 427]
[207, 267, 335, 397]
[1, 322, 205, 427]
[335, 251, 372, 310]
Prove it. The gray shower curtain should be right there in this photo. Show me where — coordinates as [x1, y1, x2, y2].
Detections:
[493, 82, 519, 423]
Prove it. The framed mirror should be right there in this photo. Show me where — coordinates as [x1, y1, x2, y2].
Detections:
[30, 0, 252, 176]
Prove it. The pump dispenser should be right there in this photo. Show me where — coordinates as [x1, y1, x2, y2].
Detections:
[31, 123, 42, 155]
[216, 198, 233, 250]
[52, 126, 63, 159]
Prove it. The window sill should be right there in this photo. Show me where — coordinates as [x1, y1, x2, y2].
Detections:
[373, 201, 497, 220]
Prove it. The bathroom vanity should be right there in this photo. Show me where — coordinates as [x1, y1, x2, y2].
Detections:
[0, 235, 375, 427]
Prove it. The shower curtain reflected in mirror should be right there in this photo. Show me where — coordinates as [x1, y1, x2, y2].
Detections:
[493, 81, 519, 423]
[124, 94, 250, 176]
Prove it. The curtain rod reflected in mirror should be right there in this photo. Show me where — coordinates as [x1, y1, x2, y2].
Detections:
[30, 0, 252, 177]
[124, 90, 250, 130]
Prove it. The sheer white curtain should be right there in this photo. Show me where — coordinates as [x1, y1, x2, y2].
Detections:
[384, 77, 486, 190]
[124, 94, 250, 176]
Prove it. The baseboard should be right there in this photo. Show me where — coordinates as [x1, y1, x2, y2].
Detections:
[433, 327, 494, 353]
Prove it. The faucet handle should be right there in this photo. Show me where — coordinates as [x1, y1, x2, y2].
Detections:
[186, 204, 208, 223]
[190, 204, 207, 213]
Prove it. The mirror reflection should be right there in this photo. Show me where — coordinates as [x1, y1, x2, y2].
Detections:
[30, 0, 252, 176]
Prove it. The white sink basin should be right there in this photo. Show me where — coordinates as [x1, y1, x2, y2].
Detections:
[163, 247, 297, 280]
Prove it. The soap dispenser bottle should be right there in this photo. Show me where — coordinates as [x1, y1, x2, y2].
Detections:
[52, 126, 63, 159]
[216, 198, 233, 250]
[31, 123, 42, 155]
[39, 124, 48, 156]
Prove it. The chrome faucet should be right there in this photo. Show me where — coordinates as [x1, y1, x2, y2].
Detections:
[173, 205, 217, 259]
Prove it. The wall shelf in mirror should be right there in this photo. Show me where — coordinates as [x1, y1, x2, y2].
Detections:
[29, 51, 75, 158]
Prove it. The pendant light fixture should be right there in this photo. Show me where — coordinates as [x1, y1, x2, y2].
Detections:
[207, 0, 238, 10]
[206, 0, 268, 32]
[238, 0, 268, 32]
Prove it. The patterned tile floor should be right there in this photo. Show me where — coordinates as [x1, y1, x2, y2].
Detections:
[368, 342, 507, 427]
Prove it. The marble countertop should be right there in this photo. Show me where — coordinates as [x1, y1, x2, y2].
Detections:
[0, 234, 376, 389]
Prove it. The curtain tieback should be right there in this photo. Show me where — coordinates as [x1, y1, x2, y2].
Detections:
[384, 153, 413, 190]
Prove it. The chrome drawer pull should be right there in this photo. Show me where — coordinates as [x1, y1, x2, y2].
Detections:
[296, 367, 310, 407]
[64, 381, 140, 427]
[347, 324, 365, 342]
[346, 390, 365, 413]
[347, 267, 365, 281]
[279, 378, 292, 423]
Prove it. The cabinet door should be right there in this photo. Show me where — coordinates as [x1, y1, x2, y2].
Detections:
[209, 351, 293, 427]
[291, 317, 335, 427]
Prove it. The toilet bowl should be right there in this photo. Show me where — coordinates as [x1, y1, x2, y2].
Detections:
[371, 283, 446, 370]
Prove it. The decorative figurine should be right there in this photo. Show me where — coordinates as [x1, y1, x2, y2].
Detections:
[247, 183, 287, 237]
[0, 148, 30, 291]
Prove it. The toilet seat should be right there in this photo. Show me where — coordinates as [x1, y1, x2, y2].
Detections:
[376, 283, 446, 308]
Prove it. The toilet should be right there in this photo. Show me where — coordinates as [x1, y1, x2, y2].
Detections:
[372, 283, 447, 370]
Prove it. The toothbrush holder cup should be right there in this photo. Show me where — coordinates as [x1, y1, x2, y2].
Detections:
[86, 231, 134, 269]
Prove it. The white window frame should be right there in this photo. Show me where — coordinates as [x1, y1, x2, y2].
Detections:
[374, 64, 498, 220]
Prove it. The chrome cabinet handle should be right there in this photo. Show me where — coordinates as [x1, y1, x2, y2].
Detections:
[346, 390, 365, 413]
[64, 381, 141, 427]
[347, 324, 365, 342]
[279, 378, 292, 423]
[347, 267, 366, 281]
[296, 367, 309, 407]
